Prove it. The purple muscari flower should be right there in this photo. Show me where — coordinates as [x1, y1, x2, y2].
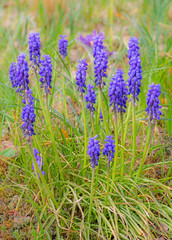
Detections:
[28, 32, 41, 67]
[87, 135, 101, 168]
[127, 37, 142, 102]
[16, 53, 29, 94]
[103, 136, 115, 162]
[84, 84, 96, 113]
[39, 55, 52, 94]
[146, 83, 162, 121]
[93, 34, 108, 87]
[32, 148, 45, 177]
[94, 49, 108, 87]
[93, 33, 105, 57]
[9, 62, 18, 88]
[21, 103, 36, 138]
[76, 59, 88, 93]
[58, 35, 68, 58]
[109, 69, 128, 113]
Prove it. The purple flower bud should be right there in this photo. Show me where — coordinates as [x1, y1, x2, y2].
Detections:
[103, 136, 115, 162]
[28, 32, 41, 67]
[76, 59, 88, 93]
[84, 84, 96, 113]
[127, 37, 142, 102]
[146, 83, 162, 121]
[100, 110, 103, 122]
[39, 55, 52, 94]
[109, 69, 128, 113]
[87, 135, 101, 168]
[58, 35, 68, 58]
[32, 148, 45, 177]
[9, 62, 18, 88]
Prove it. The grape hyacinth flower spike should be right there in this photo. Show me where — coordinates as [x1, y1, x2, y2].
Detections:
[28, 32, 41, 67]
[84, 84, 96, 114]
[93, 34, 108, 88]
[136, 84, 162, 179]
[87, 135, 101, 168]
[127, 37, 142, 102]
[76, 59, 88, 94]
[146, 83, 162, 122]
[109, 69, 128, 180]
[109, 69, 128, 114]
[58, 35, 68, 58]
[16, 53, 29, 95]
[87, 135, 101, 222]
[39, 55, 52, 94]
[103, 135, 115, 163]
[32, 148, 45, 178]
[21, 100, 36, 141]
[127, 37, 142, 176]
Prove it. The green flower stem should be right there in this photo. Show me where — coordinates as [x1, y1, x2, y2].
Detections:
[82, 97, 88, 175]
[112, 106, 118, 183]
[34, 70, 64, 181]
[123, 101, 132, 143]
[91, 114, 96, 135]
[96, 90, 101, 133]
[63, 76, 68, 119]
[136, 119, 156, 179]
[88, 167, 95, 223]
[105, 160, 110, 205]
[14, 95, 20, 146]
[129, 98, 136, 176]
[100, 87, 109, 134]
[120, 112, 124, 177]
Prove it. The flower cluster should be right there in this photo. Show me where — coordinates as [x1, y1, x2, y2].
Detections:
[87, 135, 101, 168]
[103, 136, 115, 162]
[21, 103, 36, 138]
[127, 37, 142, 102]
[39, 55, 52, 94]
[109, 69, 128, 113]
[93, 34, 108, 87]
[32, 148, 45, 177]
[84, 84, 96, 113]
[146, 83, 162, 121]
[92, 33, 105, 57]
[58, 35, 68, 58]
[28, 32, 41, 67]
[16, 53, 30, 95]
[76, 59, 88, 93]
[94, 50, 108, 87]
